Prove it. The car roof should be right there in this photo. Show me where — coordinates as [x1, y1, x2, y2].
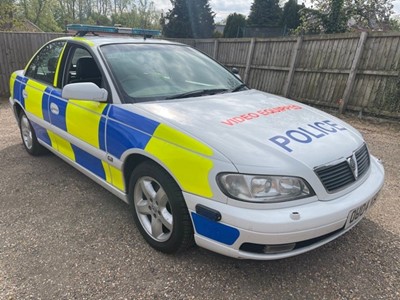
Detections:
[54, 36, 185, 48]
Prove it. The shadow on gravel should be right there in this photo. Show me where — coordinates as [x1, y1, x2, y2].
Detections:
[1, 142, 399, 299]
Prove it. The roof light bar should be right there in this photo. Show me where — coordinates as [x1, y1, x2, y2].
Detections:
[66, 24, 161, 37]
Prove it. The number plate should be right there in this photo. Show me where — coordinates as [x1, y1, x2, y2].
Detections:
[345, 193, 379, 229]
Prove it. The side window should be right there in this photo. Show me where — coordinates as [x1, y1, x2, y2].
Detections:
[25, 41, 65, 85]
[64, 47, 103, 88]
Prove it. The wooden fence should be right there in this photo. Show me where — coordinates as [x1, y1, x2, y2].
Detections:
[0, 32, 64, 98]
[1, 31, 399, 117]
[173, 32, 400, 118]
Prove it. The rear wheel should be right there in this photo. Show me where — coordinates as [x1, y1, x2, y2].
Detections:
[128, 161, 194, 253]
[19, 111, 47, 155]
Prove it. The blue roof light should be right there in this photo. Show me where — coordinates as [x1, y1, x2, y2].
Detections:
[67, 24, 161, 37]
[67, 24, 118, 33]
[131, 28, 161, 36]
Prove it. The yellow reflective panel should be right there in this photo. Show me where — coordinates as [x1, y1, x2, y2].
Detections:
[146, 125, 214, 198]
[65, 100, 107, 148]
[47, 130, 59, 150]
[110, 165, 125, 191]
[102, 161, 112, 184]
[152, 124, 213, 157]
[24, 80, 47, 119]
[101, 161, 125, 191]
[72, 37, 95, 47]
[9, 73, 17, 99]
[52, 133, 75, 161]
[53, 44, 67, 87]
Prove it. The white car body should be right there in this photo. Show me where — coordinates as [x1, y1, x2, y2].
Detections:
[133, 89, 385, 259]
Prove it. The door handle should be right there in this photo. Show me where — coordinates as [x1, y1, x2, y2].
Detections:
[22, 89, 28, 99]
[50, 102, 59, 115]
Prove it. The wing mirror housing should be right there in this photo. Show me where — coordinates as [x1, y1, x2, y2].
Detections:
[62, 82, 108, 102]
[232, 67, 242, 80]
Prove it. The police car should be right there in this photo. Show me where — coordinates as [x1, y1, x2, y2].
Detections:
[9, 24, 385, 260]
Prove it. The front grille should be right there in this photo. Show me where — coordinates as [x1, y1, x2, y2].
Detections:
[355, 144, 370, 177]
[315, 144, 370, 193]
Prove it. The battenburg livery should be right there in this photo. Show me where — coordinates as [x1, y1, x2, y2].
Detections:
[9, 25, 385, 260]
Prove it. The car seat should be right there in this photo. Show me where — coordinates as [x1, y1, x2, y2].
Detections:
[71, 57, 102, 87]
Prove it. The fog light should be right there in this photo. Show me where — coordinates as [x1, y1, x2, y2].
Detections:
[263, 243, 296, 254]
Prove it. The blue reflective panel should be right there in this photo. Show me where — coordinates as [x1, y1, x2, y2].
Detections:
[48, 91, 68, 131]
[14, 76, 29, 107]
[191, 213, 240, 246]
[106, 119, 153, 159]
[108, 106, 159, 135]
[71, 144, 106, 179]
[30, 120, 52, 146]
[42, 87, 53, 123]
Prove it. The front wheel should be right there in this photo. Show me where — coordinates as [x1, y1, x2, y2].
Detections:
[128, 161, 194, 254]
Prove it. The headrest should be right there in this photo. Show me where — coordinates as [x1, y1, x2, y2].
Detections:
[76, 57, 101, 79]
[47, 57, 58, 72]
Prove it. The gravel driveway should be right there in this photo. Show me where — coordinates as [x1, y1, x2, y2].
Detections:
[1, 99, 399, 299]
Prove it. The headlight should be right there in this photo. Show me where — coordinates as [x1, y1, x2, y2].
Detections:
[217, 174, 314, 203]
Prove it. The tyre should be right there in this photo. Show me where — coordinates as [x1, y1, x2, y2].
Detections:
[128, 161, 194, 253]
[19, 111, 47, 155]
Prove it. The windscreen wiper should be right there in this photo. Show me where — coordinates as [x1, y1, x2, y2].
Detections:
[230, 83, 247, 92]
[166, 88, 229, 100]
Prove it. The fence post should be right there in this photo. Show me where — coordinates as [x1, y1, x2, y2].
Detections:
[283, 35, 303, 97]
[244, 38, 256, 83]
[339, 31, 368, 114]
[213, 39, 219, 60]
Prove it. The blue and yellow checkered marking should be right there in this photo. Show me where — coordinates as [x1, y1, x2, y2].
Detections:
[105, 107, 214, 197]
[15, 73, 216, 198]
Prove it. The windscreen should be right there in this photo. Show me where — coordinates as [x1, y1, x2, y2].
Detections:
[101, 43, 243, 102]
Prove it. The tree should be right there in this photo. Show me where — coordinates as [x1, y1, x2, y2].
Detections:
[323, 0, 348, 33]
[0, 0, 21, 31]
[162, 0, 215, 38]
[389, 17, 400, 31]
[281, 0, 303, 31]
[297, 0, 394, 34]
[346, 0, 393, 30]
[247, 0, 282, 27]
[223, 13, 246, 38]
[21, 0, 61, 32]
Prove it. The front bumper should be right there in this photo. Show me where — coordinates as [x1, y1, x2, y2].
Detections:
[185, 156, 384, 260]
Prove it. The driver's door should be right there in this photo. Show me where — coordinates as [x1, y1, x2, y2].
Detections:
[48, 43, 113, 185]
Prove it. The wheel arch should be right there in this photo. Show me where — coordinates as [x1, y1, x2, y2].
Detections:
[13, 102, 24, 124]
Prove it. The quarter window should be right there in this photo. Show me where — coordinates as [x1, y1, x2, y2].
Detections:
[25, 41, 65, 85]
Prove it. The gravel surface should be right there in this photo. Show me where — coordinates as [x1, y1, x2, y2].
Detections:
[0, 99, 399, 300]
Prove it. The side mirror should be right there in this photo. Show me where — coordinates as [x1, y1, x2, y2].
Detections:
[232, 67, 242, 80]
[62, 82, 108, 102]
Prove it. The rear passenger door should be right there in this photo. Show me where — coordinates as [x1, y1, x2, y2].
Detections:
[22, 40, 66, 148]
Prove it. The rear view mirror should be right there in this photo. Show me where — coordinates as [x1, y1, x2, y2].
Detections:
[62, 82, 108, 102]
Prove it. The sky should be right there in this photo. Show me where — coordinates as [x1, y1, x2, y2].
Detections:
[154, 0, 400, 23]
